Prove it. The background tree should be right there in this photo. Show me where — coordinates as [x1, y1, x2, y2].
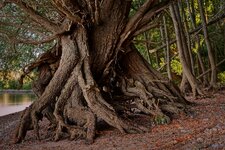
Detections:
[198, 0, 217, 88]
[170, 1, 203, 96]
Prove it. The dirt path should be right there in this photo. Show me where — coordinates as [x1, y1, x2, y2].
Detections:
[1, 90, 225, 150]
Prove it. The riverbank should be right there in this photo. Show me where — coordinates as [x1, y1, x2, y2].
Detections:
[0, 91, 35, 116]
[0, 89, 33, 94]
[1, 90, 225, 150]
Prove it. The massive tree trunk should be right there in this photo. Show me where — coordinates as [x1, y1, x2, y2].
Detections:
[13, 0, 190, 144]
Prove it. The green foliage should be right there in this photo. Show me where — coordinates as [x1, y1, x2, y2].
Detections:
[154, 115, 171, 125]
[7, 80, 20, 89]
[21, 75, 35, 90]
[171, 58, 182, 76]
[0, 71, 34, 90]
[130, 0, 145, 17]
[218, 72, 225, 83]
[0, 3, 54, 89]
[0, 81, 3, 89]
[159, 57, 165, 69]
[22, 82, 32, 90]
[0, 79, 19, 89]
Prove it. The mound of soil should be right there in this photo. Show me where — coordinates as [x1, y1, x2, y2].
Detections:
[1, 90, 225, 150]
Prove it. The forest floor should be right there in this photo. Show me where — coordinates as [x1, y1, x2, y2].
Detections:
[0, 89, 225, 150]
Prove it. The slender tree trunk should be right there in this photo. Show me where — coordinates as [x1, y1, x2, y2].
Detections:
[196, 41, 208, 86]
[155, 49, 160, 68]
[181, 13, 196, 90]
[162, 15, 172, 80]
[224, 24, 225, 56]
[144, 32, 152, 64]
[186, 0, 208, 86]
[176, 1, 194, 94]
[170, 2, 202, 96]
[198, 0, 217, 88]
[180, 3, 195, 75]
[172, 2, 188, 93]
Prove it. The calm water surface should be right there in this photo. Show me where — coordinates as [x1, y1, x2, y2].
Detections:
[0, 92, 36, 116]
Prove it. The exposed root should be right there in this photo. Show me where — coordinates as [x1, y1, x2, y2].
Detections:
[75, 26, 148, 135]
[42, 105, 57, 128]
[14, 35, 79, 143]
[14, 26, 191, 144]
[53, 68, 85, 141]
[14, 107, 32, 143]
[121, 77, 186, 119]
[14, 105, 42, 143]
[64, 105, 96, 143]
[44, 37, 96, 143]
[54, 107, 86, 142]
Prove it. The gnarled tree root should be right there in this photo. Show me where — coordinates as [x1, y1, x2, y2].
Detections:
[53, 66, 96, 143]
[14, 26, 189, 144]
[76, 27, 148, 134]
[14, 106, 33, 143]
[14, 104, 44, 143]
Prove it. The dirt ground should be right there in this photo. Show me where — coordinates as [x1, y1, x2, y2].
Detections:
[0, 90, 225, 150]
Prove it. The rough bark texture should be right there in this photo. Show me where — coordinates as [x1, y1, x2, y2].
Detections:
[13, 0, 190, 144]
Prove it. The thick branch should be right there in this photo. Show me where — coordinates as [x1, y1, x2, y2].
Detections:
[119, 0, 171, 46]
[120, 0, 155, 45]
[138, 1, 171, 29]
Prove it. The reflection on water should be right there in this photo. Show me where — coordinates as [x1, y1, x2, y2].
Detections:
[0, 93, 36, 116]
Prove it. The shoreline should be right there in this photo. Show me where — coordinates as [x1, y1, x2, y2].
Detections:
[1, 90, 225, 149]
[0, 90, 35, 116]
[0, 89, 33, 94]
[0, 111, 21, 119]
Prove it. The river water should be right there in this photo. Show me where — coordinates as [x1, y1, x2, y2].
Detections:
[0, 92, 36, 116]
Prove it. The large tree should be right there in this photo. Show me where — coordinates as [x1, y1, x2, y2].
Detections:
[1, 0, 190, 143]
